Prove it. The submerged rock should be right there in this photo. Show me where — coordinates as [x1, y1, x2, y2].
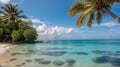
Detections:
[27, 50, 37, 52]
[92, 50, 112, 55]
[25, 59, 32, 62]
[34, 58, 44, 62]
[110, 58, 120, 66]
[46, 48, 72, 50]
[92, 50, 120, 56]
[116, 51, 120, 53]
[66, 59, 75, 64]
[40, 51, 67, 56]
[21, 63, 26, 65]
[66, 59, 75, 66]
[16, 65, 21, 67]
[11, 53, 21, 56]
[53, 60, 64, 66]
[93, 56, 120, 66]
[9, 58, 17, 61]
[39, 60, 51, 64]
[27, 50, 67, 56]
[93, 56, 110, 63]
[71, 52, 88, 55]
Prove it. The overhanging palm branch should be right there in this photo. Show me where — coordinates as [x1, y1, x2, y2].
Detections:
[69, 0, 120, 27]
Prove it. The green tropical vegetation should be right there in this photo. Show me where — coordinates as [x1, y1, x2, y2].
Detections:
[69, 0, 120, 27]
[0, 4, 37, 43]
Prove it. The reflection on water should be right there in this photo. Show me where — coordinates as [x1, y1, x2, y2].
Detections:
[0, 40, 120, 67]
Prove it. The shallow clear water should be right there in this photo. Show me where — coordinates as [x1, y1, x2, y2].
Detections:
[1, 39, 120, 67]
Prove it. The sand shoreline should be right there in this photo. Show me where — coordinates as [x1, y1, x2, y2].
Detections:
[0, 43, 17, 55]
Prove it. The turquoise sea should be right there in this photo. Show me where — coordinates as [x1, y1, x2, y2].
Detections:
[1, 39, 120, 67]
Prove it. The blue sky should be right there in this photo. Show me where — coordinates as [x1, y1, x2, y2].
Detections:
[0, 0, 120, 40]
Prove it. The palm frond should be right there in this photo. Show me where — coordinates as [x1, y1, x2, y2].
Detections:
[106, 0, 120, 5]
[80, 0, 90, 2]
[87, 12, 94, 27]
[0, 11, 8, 16]
[16, 10, 24, 16]
[77, 7, 94, 27]
[96, 11, 102, 24]
[69, 2, 86, 17]
[18, 15, 27, 19]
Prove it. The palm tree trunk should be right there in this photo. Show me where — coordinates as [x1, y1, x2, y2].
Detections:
[102, 8, 120, 23]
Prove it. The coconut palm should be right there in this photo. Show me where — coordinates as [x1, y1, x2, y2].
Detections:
[0, 4, 26, 22]
[69, 0, 120, 27]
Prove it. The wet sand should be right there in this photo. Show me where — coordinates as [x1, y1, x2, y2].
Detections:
[0, 43, 17, 66]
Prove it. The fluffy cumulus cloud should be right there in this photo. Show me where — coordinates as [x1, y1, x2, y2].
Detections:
[0, 0, 10, 4]
[33, 24, 74, 40]
[31, 19, 120, 40]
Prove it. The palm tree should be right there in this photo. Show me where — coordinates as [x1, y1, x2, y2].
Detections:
[69, 0, 120, 27]
[0, 4, 26, 22]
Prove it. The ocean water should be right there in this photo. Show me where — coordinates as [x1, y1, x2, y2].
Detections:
[1, 39, 120, 67]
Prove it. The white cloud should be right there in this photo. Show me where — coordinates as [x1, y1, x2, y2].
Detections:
[94, 22, 120, 27]
[31, 19, 45, 23]
[101, 22, 120, 27]
[33, 24, 74, 40]
[22, 18, 45, 24]
[0, 0, 10, 4]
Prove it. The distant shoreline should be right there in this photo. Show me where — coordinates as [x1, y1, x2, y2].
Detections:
[0, 41, 51, 55]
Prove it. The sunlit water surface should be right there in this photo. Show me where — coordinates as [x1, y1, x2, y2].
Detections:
[0, 40, 120, 67]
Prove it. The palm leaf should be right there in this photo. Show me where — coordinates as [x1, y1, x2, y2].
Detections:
[96, 11, 102, 24]
[106, 0, 120, 5]
[69, 2, 86, 17]
[87, 12, 94, 27]
[77, 7, 94, 27]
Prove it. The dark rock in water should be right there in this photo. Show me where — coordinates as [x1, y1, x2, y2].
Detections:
[66, 59, 75, 66]
[71, 52, 88, 55]
[26, 50, 67, 56]
[25, 59, 32, 62]
[11, 53, 21, 56]
[93, 56, 110, 63]
[39, 60, 51, 64]
[66, 59, 75, 64]
[16, 65, 21, 67]
[27, 50, 36, 52]
[116, 51, 120, 53]
[91, 50, 119, 56]
[34, 58, 44, 62]
[93, 56, 120, 66]
[15, 63, 25, 67]
[40, 51, 67, 56]
[110, 58, 120, 66]
[46, 48, 72, 50]
[27, 50, 41, 55]
[21, 63, 26, 65]
[113, 53, 120, 56]
[53, 60, 64, 66]
[9, 58, 17, 61]
[92, 50, 112, 55]
[11, 52, 31, 56]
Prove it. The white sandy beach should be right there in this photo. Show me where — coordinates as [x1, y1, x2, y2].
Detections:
[0, 43, 17, 55]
